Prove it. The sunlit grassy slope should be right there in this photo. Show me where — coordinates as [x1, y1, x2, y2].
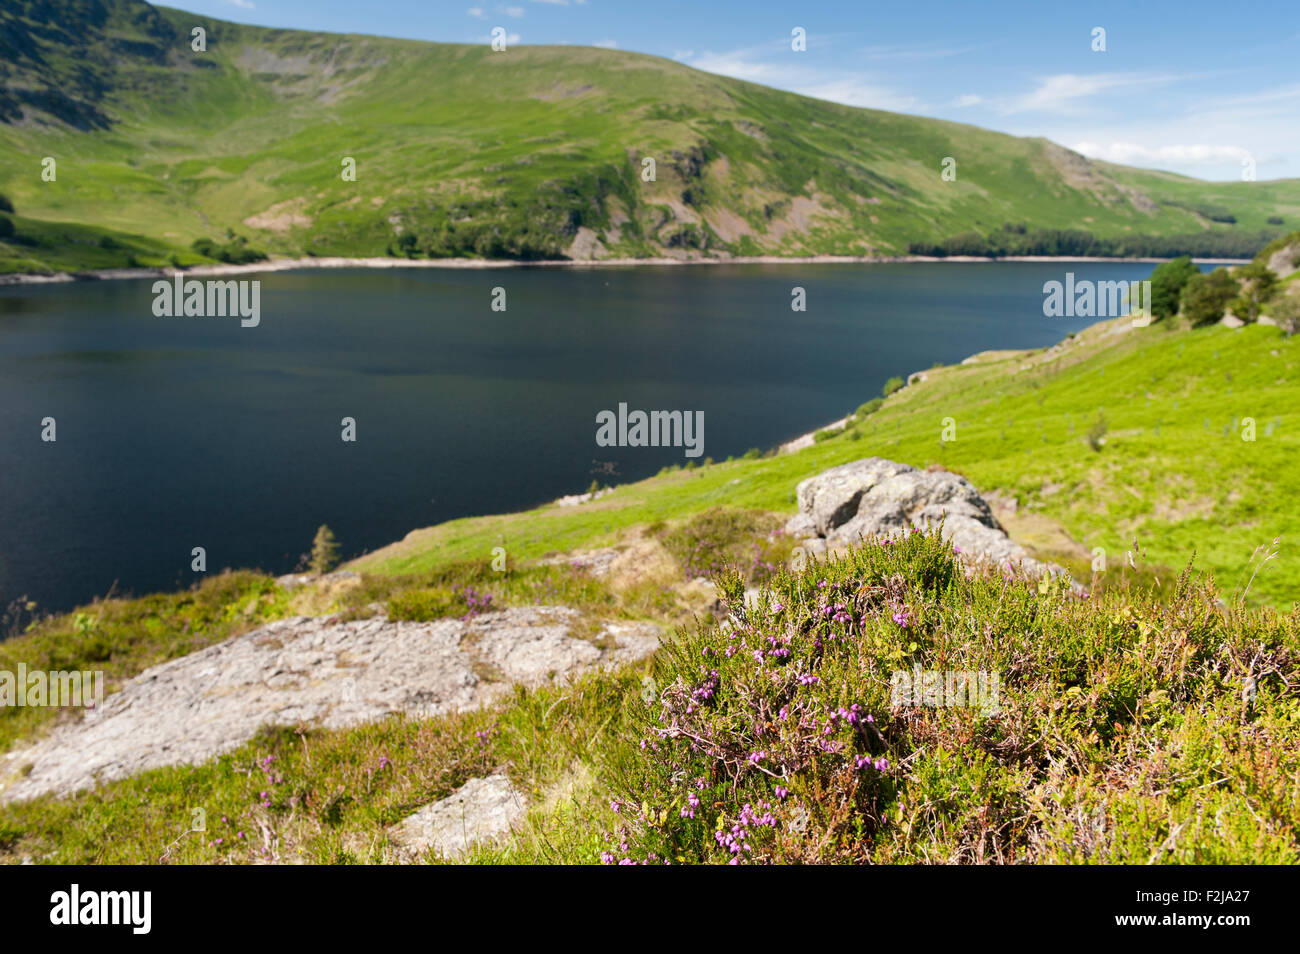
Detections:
[2, 0, 1299, 273]
[353, 314, 1300, 609]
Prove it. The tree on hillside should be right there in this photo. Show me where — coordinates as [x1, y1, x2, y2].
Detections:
[0, 193, 12, 214]
[0, 216, 12, 240]
[1228, 262, 1278, 322]
[309, 524, 340, 575]
[1271, 292, 1300, 337]
[1148, 256, 1199, 320]
[1180, 267, 1240, 326]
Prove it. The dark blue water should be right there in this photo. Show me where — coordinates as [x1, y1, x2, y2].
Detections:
[0, 261, 1163, 615]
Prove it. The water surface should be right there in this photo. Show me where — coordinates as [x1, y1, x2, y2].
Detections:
[0, 261, 1163, 614]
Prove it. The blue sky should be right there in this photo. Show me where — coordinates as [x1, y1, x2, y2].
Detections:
[182, 0, 1300, 181]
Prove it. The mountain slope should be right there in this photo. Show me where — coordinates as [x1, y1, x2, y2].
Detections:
[2, 0, 1298, 272]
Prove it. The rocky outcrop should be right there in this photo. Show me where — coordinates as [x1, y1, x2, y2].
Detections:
[785, 457, 1068, 578]
[1265, 243, 1299, 280]
[0, 607, 660, 803]
[389, 774, 526, 861]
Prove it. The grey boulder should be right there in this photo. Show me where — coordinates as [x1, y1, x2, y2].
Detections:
[787, 457, 1068, 577]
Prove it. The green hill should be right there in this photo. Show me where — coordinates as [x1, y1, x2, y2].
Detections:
[2, 0, 1299, 274]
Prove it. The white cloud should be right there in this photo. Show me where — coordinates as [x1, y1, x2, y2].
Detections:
[1006, 72, 1180, 114]
[505, 6, 525, 18]
[227, 0, 254, 9]
[592, 38, 618, 49]
[952, 94, 982, 108]
[860, 43, 980, 61]
[796, 78, 920, 112]
[672, 49, 695, 60]
[1073, 141, 1255, 166]
[687, 51, 776, 82]
[685, 49, 922, 112]
[467, 7, 484, 18]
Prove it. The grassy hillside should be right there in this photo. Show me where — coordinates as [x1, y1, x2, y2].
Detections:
[2, 0, 1298, 274]
[2, 530, 1295, 864]
[345, 313, 1299, 610]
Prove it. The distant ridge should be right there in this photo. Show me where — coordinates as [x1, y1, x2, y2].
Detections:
[1, 0, 1297, 273]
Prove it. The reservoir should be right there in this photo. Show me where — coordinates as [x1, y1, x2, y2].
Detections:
[0, 260, 1170, 615]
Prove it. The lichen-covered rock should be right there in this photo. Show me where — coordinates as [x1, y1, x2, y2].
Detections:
[389, 774, 526, 860]
[787, 457, 1068, 578]
[796, 458, 914, 537]
[0, 607, 660, 803]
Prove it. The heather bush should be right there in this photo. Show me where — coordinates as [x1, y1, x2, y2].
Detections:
[605, 528, 1299, 864]
[656, 508, 787, 583]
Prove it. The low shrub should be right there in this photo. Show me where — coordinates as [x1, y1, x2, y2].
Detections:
[605, 528, 1300, 864]
[656, 508, 786, 583]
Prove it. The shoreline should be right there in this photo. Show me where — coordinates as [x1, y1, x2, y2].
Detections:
[0, 253, 1251, 286]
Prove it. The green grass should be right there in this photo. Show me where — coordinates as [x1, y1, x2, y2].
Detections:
[351, 314, 1299, 609]
[0, 214, 209, 274]
[1, 0, 1298, 274]
[3, 529, 1294, 864]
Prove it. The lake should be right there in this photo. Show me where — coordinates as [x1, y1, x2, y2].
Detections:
[0, 261, 1167, 616]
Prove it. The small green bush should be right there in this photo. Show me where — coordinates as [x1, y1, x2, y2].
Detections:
[310, 525, 340, 575]
[1147, 256, 1199, 320]
[387, 587, 460, 621]
[1087, 412, 1108, 451]
[1180, 267, 1240, 326]
[856, 398, 884, 419]
[656, 508, 785, 583]
[191, 235, 268, 265]
[1228, 262, 1278, 322]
